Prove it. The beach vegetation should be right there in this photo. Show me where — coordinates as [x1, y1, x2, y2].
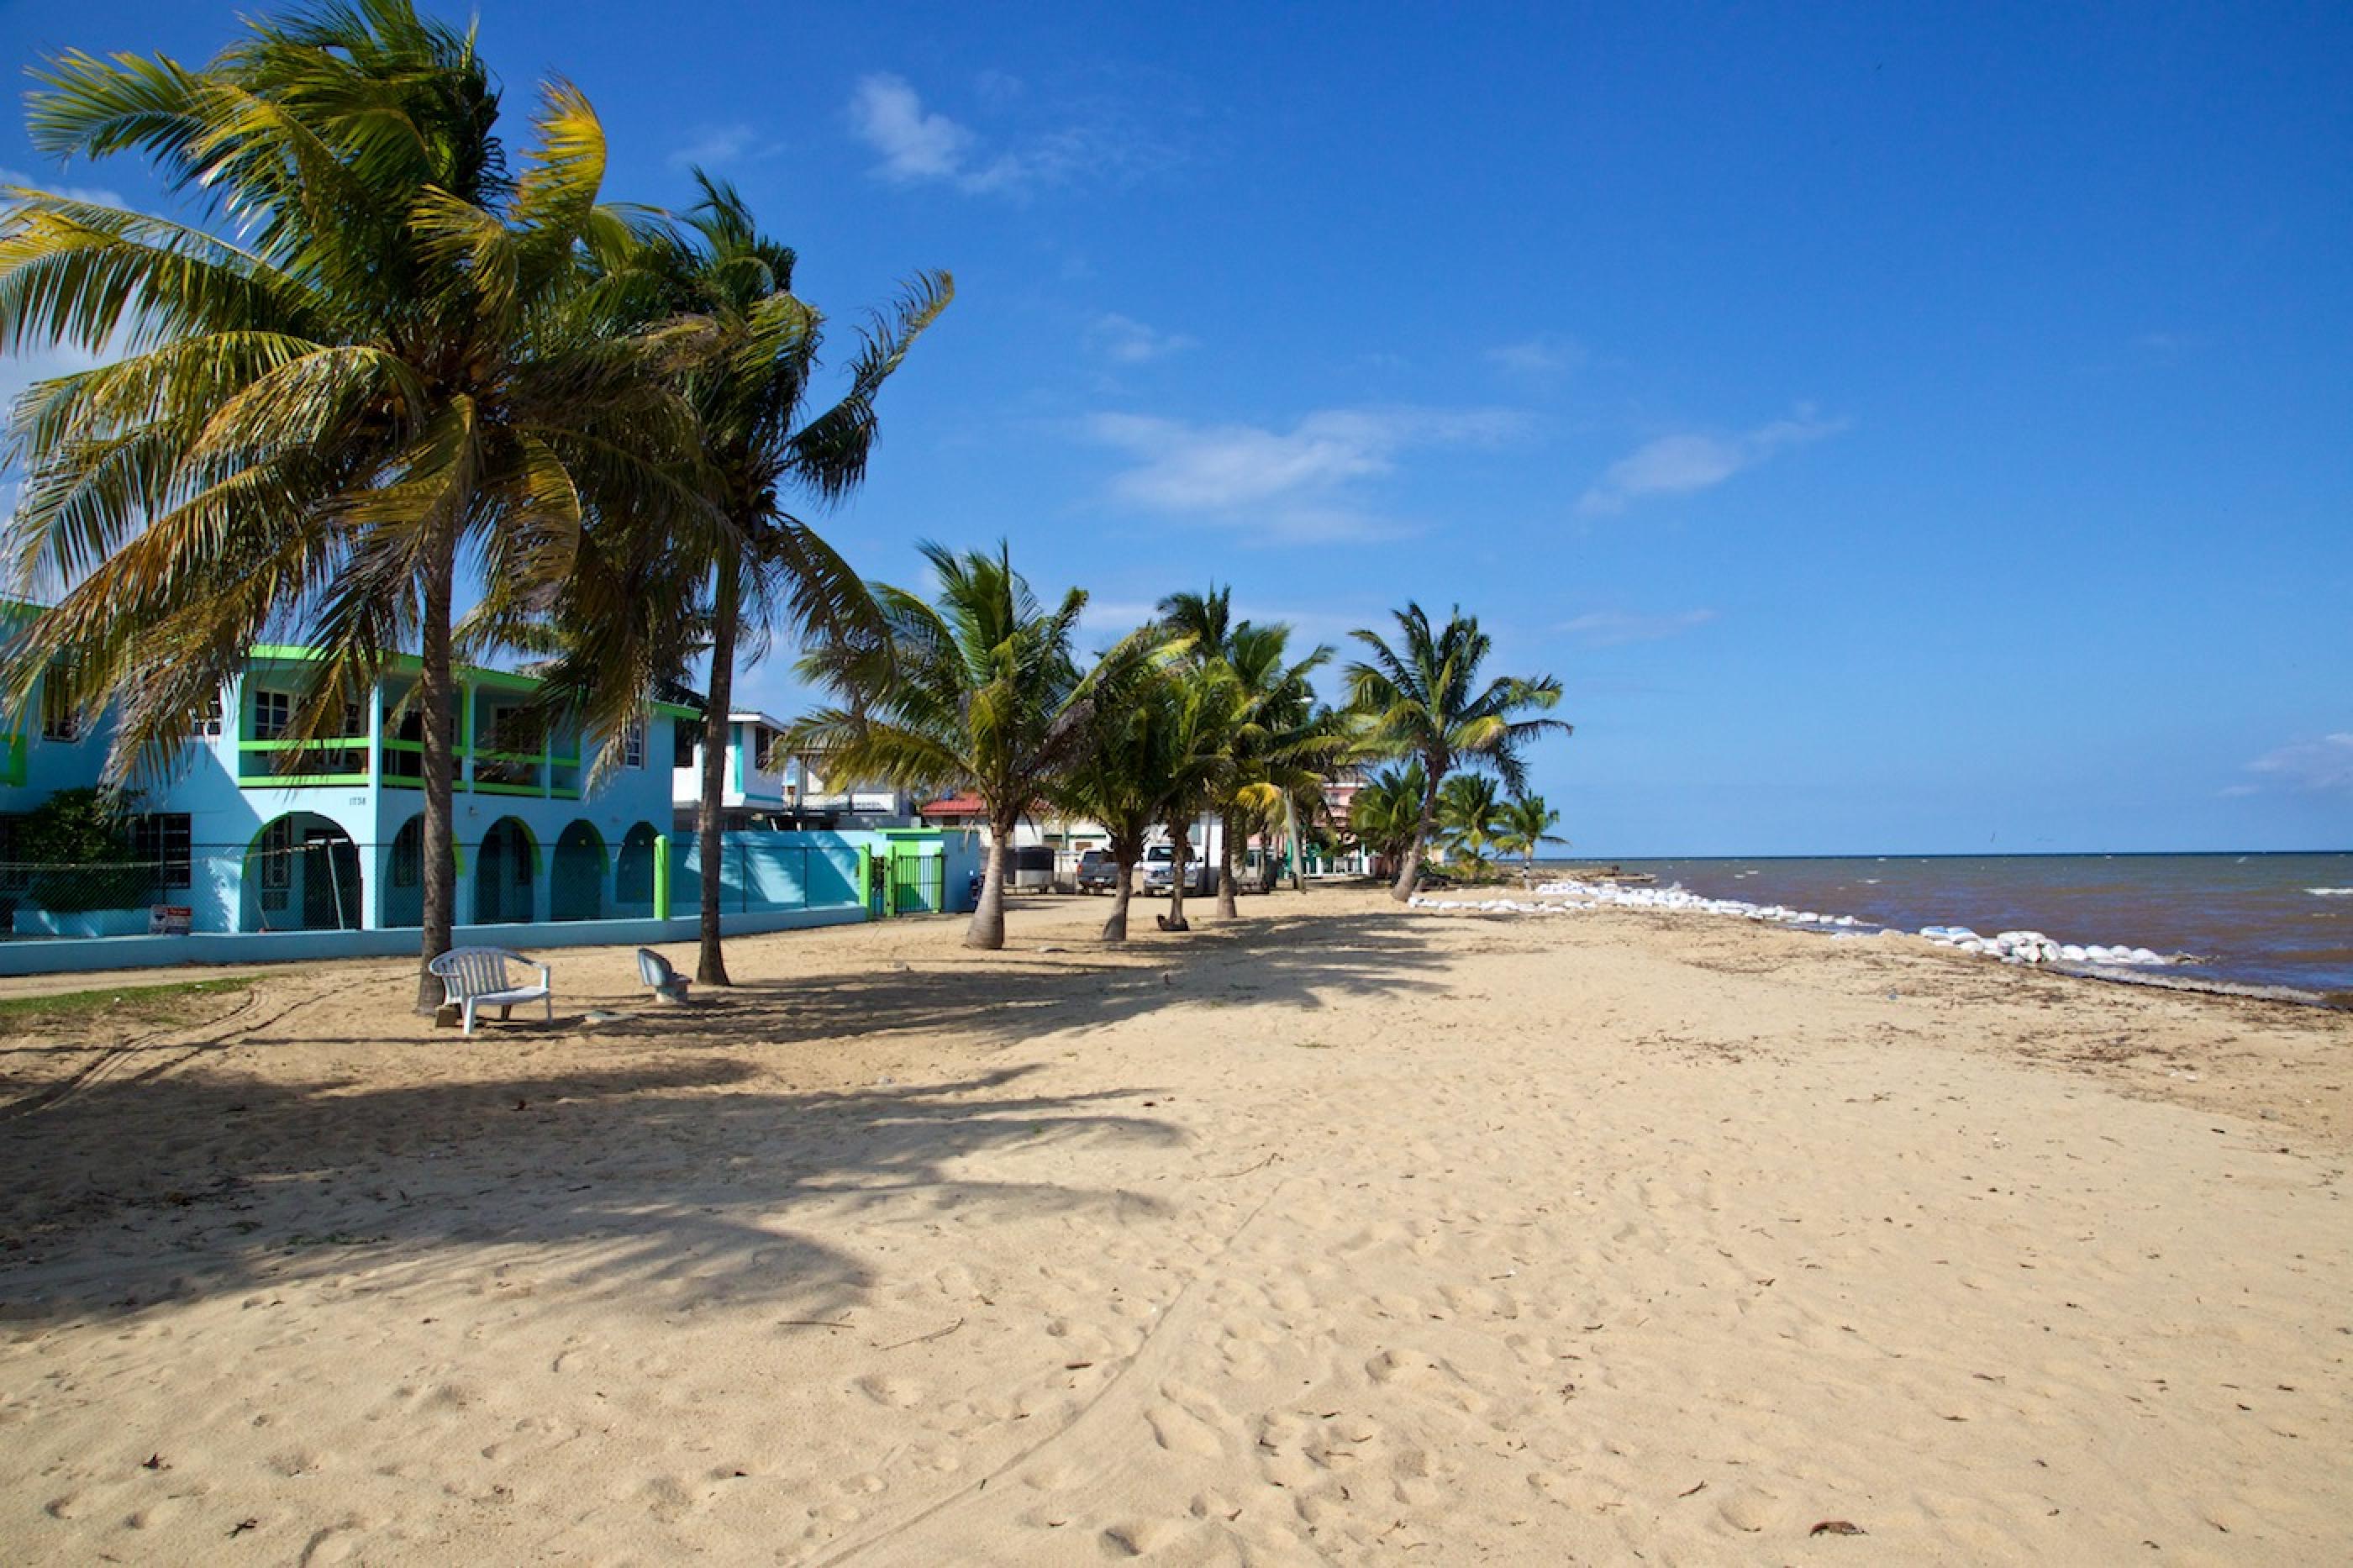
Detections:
[0, 2, 702, 1009]
[1152, 586, 1337, 916]
[526, 172, 948, 987]
[1054, 651, 1224, 941]
[0, 973, 259, 1034]
[792, 542, 1126, 950]
[1495, 794, 1568, 881]
[1437, 773, 1506, 868]
[1344, 604, 1571, 901]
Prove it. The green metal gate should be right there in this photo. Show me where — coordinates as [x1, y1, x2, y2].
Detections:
[888, 850, 944, 915]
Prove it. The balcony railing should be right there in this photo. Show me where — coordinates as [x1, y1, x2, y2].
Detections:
[237, 736, 582, 798]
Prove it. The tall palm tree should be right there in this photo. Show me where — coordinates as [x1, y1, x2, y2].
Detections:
[792, 542, 1115, 950]
[1495, 793, 1567, 882]
[0, 2, 701, 1010]
[537, 173, 948, 987]
[1438, 773, 1505, 867]
[1345, 603, 1571, 902]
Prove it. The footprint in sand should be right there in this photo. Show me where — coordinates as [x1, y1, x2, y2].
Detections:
[297, 1518, 387, 1565]
[1145, 1400, 1223, 1458]
[855, 1373, 927, 1408]
[1101, 1517, 1187, 1555]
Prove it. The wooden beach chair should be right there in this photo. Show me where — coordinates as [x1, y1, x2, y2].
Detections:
[635, 947, 692, 1004]
[429, 946, 553, 1035]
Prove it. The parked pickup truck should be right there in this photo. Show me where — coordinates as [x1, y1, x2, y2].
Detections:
[1075, 850, 1119, 893]
[1140, 843, 1213, 896]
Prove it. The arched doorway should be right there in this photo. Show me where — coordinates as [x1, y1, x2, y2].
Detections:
[614, 822, 660, 914]
[243, 813, 362, 932]
[550, 821, 606, 922]
[474, 817, 537, 925]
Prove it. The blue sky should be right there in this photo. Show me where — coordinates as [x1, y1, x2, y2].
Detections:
[3, 1, 2348, 854]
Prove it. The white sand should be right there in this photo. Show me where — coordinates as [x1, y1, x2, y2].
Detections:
[0, 890, 2345, 1563]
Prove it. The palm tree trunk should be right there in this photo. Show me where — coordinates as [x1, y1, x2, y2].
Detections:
[697, 564, 739, 987]
[413, 529, 460, 1014]
[1103, 856, 1135, 941]
[1390, 767, 1444, 902]
[1284, 792, 1304, 892]
[966, 818, 1013, 949]
[1163, 822, 1192, 931]
[1214, 808, 1240, 919]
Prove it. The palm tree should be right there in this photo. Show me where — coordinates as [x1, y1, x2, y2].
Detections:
[1494, 794, 1567, 882]
[538, 173, 948, 987]
[1438, 773, 1505, 868]
[0, 2, 701, 1010]
[1345, 603, 1572, 902]
[1150, 659, 1249, 934]
[1344, 762, 1427, 877]
[792, 542, 1113, 950]
[1153, 587, 1335, 918]
[1053, 655, 1221, 941]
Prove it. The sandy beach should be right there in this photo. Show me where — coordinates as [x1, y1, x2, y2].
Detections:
[1, 889, 2346, 1565]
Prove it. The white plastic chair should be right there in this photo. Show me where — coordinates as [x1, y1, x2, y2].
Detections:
[429, 946, 552, 1035]
[635, 947, 692, 1004]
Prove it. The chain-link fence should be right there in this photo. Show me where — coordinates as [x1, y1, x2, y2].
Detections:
[0, 831, 871, 939]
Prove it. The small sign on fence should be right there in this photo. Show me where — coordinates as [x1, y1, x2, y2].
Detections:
[148, 904, 193, 936]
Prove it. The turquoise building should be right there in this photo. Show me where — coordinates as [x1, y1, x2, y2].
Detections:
[0, 611, 978, 970]
[3, 645, 692, 937]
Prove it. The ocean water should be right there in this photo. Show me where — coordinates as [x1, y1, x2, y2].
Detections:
[1545, 853, 2353, 1001]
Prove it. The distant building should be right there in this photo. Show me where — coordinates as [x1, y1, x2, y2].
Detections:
[670, 713, 924, 834]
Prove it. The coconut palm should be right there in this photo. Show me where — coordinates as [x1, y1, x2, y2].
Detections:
[1152, 586, 1335, 918]
[1494, 794, 1567, 882]
[1438, 773, 1505, 868]
[1149, 658, 1250, 934]
[1054, 655, 1224, 941]
[1344, 761, 1426, 876]
[1219, 622, 1339, 909]
[792, 542, 1115, 950]
[535, 173, 948, 987]
[1345, 604, 1571, 901]
[0, 2, 702, 1009]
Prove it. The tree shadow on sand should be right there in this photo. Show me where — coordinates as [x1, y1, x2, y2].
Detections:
[630, 908, 1455, 1052]
[0, 1060, 1177, 1325]
[0, 908, 1448, 1326]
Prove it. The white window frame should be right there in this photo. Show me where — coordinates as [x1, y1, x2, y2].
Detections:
[622, 714, 646, 770]
[252, 688, 292, 741]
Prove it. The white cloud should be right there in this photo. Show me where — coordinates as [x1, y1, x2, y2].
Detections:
[1085, 313, 1196, 365]
[846, 73, 1150, 196]
[2216, 783, 2261, 798]
[850, 75, 975, 183]
[1076, 596, 1366, 654]
[1557, 608, 1719, 647]
[2242, 732, 2353, 795]
[666, 124, 782, 170]
[0, 166, 126, 208]
[1083, 406, 1523, 540]
[1577, 407, 1847, 515]
[1485, 334, 1584, 376]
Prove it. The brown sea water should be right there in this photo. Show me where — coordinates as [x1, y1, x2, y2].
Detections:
[1546, 853, 2353, 1001]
